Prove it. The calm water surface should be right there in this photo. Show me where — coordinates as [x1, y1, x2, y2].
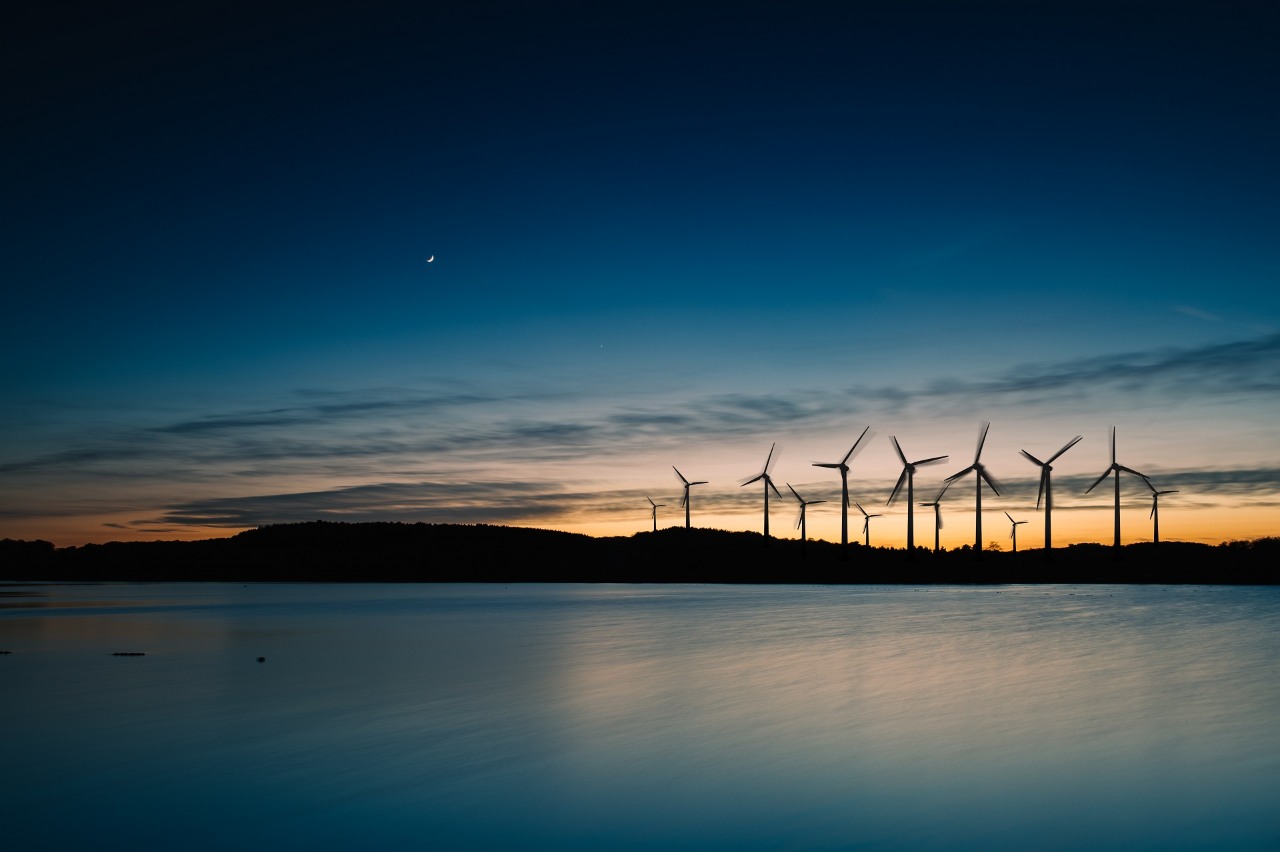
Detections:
[2, 583, 1278, 850]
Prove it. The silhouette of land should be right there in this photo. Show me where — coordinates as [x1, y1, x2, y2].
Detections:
[2, 523, 1277, 584]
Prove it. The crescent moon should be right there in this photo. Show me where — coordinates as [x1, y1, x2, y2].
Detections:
[426, 255, 435, 263]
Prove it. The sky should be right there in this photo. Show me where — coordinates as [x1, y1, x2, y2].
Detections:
[4, 0, 1279, 549]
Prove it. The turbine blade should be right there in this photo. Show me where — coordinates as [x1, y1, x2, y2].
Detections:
[1110, 426, 1116, 465]
[1036, 469, 1047, 511]
[1048, 435, 1083, 464]
[937, 515, 944, 530]
[1162, 490, 1179, 495]
[813, 462, 839, 469]
[742, 474, 763, 487]
[945, 466, 974, 482]
[1084, 469, 1111, 494]
[1150, 501, 1156, 519]
[692, 481, 708, 486]
[680, 489, 688, 508]
[862, 518, 869, 534]
[787, 483, 802, 502]
[915, 455, 948, 467]
[673, 466, 689, 485]
[887, 470, 908, 506]
[647, 496, 656, 507]
[769, 478, 783, 499]
[892, 436, 908, 466]
[1005, 511, 1014, 523]
[980, 467, 1002, 496]
[974, 421, 990, 463]
[811, 500, 827, 506]
[842, 425, 872, 464]
[1116, 465, 1145, 478]
[1020, 449, 1045, 466]
[855, 501, 867, 517]
[764, 442, 776, 471]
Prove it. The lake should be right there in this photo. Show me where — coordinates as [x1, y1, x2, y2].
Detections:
[2, 583, 1278, 850]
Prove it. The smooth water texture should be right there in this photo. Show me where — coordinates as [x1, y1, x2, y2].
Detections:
[2, 583, 1278, 850]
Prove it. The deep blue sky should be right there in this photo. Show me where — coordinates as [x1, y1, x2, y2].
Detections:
[4, 0, 1279, 545]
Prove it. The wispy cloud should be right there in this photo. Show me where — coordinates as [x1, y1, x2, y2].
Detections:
[4, 334, 1278, 536]
[1173, 305, 1224, 323]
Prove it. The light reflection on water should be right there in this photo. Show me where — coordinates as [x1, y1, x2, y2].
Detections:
[2, 583, 1278, 850]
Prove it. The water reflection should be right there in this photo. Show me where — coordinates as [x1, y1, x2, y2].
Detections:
[1, 584, 1278, 850]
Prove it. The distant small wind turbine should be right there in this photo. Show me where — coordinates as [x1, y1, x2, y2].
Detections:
[1019, 435, 1082, 555]
[813, 426, 872, 558]
[787, 483, 826, 557]
[1084, 427, 1146, 551]
[742, 443, 784, 540]
[1144, 479, 1178, 546]
[673, 467, 708, 529]
[886, 436, 947, 555]
[855, 501, 881, 548]
[945, 422, 1002, 556]
[1005, 511, 1029, 553]
[646, 496, 665, 532]
[919, 481, 951, 554]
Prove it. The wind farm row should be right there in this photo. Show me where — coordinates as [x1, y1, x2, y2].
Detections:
[657, 424, 1179, 557]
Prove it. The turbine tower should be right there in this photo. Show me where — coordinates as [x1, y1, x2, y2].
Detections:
[813, 426, 872, 559]
[1144, 479, 1178, 546]
[1019, 435, 1082, 555]
[945, 422, 1002, 556]
[1084, 427, 1146, 551]
[1005, 511, 1028, 553]
[673, 467, 708, 530]
[787, 483, 826, 557]
[855, 501, 881, 548]
[886, 436, 947, 555]
[646, 496, 665, 533]
[919, 481, 951, 554]
[742, 443, 783, 540]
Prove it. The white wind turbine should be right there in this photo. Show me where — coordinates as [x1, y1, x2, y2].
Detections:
[787, 483, 826, 557]
[812, 426, 872, 558]
[673, 467, 708, 529]
[1083, 427, 1146, 551]
[742, 443, 784, 540]
[886, 436, 947, 555]
[944, 422, 1002, 556]
[919, 481, 951, 554]
[646, 496, 665, 532]
[1019, 435, 1082, 555]
[855, 501, 881, 548]
[1005, 511, 1029, 553]
[1144, 478, 1178, 546]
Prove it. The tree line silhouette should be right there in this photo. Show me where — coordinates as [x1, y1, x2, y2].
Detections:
[2, 522, 1277, 584]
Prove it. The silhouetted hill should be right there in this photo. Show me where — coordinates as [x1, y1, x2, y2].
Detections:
[3, 524, 1278, 584]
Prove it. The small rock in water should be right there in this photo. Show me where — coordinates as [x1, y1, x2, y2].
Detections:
[111, 652, 146, 656]
[257, 656, 266, 663]
[0, 650, 12, 654]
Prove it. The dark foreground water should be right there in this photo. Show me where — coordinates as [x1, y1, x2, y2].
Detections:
[2, 583, 1278, 850]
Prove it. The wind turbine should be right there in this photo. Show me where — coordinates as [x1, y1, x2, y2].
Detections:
[1084, 427, 1146, 551]
[646, 497, 665, 532]
[813, 426, 872, 558]
[886, 436, 947, 555]
[673, 467, 708, 529]
[1019, 435, 1082, 555]
[1005, 512, 1028, 553]
[855, 501, 881, 548]
[919, 481, 951, 554]
[742, 443, 783, 540]
[945, 422, 1002, 556]
[787, 483, 826, 557]
[1144, 479, 1178, 546]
